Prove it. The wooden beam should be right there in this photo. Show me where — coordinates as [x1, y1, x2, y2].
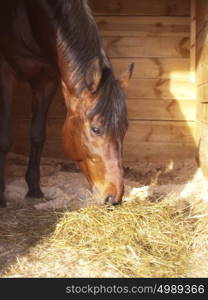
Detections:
[123, 142, 196, 162]
[89, 0, 190, 17]
[103, 36, 190, 58]
[95, 16, 190, 37]
[127, 99, 196, 121]
[190, 0, 196, 84]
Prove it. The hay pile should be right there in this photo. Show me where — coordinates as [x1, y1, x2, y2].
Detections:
[1, 194, 208, 277]
[1, 154, 208, 277]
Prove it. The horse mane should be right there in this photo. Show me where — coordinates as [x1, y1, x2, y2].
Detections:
[52, 0, 128, 138]
[88, 67, 128, 138]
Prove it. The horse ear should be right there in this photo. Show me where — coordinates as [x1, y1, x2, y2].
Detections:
[118, 63, 134, 89]
[85, 57, 102, 93]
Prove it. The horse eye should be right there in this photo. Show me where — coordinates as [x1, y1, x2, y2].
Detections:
[91, 126, 102, 136]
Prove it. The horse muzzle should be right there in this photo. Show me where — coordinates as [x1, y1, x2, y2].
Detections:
[104, 194, 122, 206]
[92, 184, 124, 205]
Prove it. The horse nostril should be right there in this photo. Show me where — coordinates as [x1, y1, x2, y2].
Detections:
[105, 194, 115, 204]
[105, 194, 121, 206]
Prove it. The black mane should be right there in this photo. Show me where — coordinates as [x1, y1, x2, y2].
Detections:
[89, 67, 128, 139]
[52, 0, 128, 138]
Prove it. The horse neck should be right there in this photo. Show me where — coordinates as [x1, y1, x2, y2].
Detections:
[48, 0, 104, 89]
[29, 0, 109, 100]
[22, 0, 59, 69]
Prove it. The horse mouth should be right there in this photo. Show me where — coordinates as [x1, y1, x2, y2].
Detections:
[91, 185, 123, 205]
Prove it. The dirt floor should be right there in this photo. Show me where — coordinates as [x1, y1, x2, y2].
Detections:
[0, 153, 208, 277]
[4, 153, 206, 210]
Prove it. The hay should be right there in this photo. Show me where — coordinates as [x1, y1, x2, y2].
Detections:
[1, 154, 208, 278]
[2, 195, 207, 278]
[48, 199, 194, 277]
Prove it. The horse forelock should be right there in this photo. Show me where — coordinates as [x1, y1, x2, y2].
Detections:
[88, 68, 128, 139]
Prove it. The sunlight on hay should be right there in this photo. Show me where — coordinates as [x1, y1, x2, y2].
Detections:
[3, 194, 207, 278]
[49, 199, 193, 277]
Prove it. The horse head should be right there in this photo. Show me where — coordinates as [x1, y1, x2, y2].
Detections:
[62, 59, 134, 205]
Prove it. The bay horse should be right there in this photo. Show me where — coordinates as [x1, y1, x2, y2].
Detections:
[0, 0, 133, 207]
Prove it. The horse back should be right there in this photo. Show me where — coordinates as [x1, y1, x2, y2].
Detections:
[0, 0, 58, 80]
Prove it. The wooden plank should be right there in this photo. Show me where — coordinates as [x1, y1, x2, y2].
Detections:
[196, 1, 208, 85]
[196, 29, 208, 67]
[12, 139, 196, 162]
[123, 142, 196, 162]
[126, 120, 196, 144]
[13, 118, 196, 145]
[127, 99, 196, 121]
[190, 0, 196, 83]
[196, 1, 208, 178]
[197, 121, 208, 177]
[196, 32, 206, 67]
[96, 16, 190, 37]
[89, 0, 190, 16]
[197, 84, 208, 102]
[127, 79, 195, 100]
[111, 58, 190, 80]
[196, 1, 208, 180]
[195, 2, 208, 68]
[196, 0, 208, 167]
[196, 61, 208, 86]
[196, 0, 208, 35]
[197, 103, 208, 122]
[103, 36, 190, 58]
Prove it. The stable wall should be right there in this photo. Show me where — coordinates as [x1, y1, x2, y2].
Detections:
[196, 0, 208, 175]
[12, 0, 196, 162]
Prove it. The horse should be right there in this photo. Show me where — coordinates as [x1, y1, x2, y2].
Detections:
[0, 0, 134, 208]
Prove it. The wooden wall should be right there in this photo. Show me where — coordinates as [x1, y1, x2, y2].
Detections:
[196, 0, 208, 175]
[12, 0, 196, 162]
